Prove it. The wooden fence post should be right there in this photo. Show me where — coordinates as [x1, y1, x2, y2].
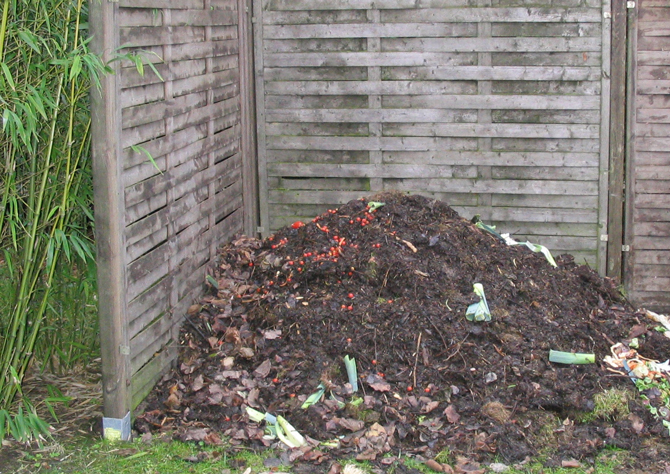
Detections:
[239, 0, 259, 237]
[89, 0, 132, 440]
[607, 0, 628, 281]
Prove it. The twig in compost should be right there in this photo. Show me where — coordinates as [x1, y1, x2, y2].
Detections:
[185, 315, 208, 341]
[413, 332, 422, 390]
[427, 316, 449, 353]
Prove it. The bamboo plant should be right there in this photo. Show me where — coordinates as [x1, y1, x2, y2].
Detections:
[0, 0, 108, 438]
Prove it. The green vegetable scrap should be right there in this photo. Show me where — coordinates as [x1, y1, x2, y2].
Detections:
[502, 233, 557, 267]
[549, 350, 595, 365]
[245, 407, 304, 448]
[344, 355, 359, 392]
[474, 221, 505, 241]
[470, 216, 557, 267]
[301, 383, 326, 409]
[367, 201, 386, 211]
[465, 283, 491, 322]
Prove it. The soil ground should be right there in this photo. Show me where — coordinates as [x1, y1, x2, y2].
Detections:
[137, 192, 670, 472]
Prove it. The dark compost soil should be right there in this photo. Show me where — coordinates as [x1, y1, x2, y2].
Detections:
[136, 193, 670, 471]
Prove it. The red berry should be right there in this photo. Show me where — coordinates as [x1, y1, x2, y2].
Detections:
[348, 293, 354, 299]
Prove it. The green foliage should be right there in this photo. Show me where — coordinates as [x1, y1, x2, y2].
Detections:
[0, 406, 51, 445]
[0, 0, 107, 436]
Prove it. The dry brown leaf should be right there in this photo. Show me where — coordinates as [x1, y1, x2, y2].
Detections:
[264, 329, 282, 340]
[238, 347, 255, 358]
[561, 459, 581, 468]
[224, 327, 241, 344]
[207, 336, 220, 349]
[164, 391, 181, 410]
[366, 373, 391, 392]
[444, 404, 460, 423]
[425, 459, 444, 472]
[180, 363, 195, 375]
[191, 374, 205, 392]
[629, 413, 644, 434]
[204, 431, 223, 445]
[182, 428, 209, 442]
[211, 318, 228, 334]
[337, 417, 365, 432]
[454, 456, 485, 474]
[254, 359, 272, 378]
[216, 370, 242, 380]
[247, 387, 260, 407]
[327, 462, 343, 474]
[421, 400, 440, 413]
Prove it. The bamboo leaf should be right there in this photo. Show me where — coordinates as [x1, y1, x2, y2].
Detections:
[0, 410, 7, 441]
[27, 88, 48, 120]
[1, 62, 15, 90]
[130, 144, 162, 174]
[17, 30, 41, 53]
[206, 274, 219, 290]
[69, 55, 82, 80]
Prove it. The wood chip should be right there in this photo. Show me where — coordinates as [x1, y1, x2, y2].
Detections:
[402, 239, 418, 252]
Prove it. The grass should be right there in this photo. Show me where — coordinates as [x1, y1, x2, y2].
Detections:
[0, 433, 637, 474]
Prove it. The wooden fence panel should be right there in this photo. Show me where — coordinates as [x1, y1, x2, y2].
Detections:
[255, 0, 611, 268]
[626, 0, 670, 310]
[91, 0, 257, 422]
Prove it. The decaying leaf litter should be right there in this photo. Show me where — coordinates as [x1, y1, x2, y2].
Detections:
[137, 193, 670, 471]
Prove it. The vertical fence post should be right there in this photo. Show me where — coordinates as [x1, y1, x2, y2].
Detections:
[89, 0, 132, 440]
[253, 0, 269, 237]
[623, 2, 638, 301]
[607, 0, 628, 281]
[239, 0, 259, 236]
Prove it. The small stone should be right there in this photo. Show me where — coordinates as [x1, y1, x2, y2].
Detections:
[222, 357, 235, 369]
[263, 457, 282, 468]
[489, 463, 509, 473]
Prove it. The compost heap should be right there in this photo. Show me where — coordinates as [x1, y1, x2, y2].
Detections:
[137, 193, 670, 468]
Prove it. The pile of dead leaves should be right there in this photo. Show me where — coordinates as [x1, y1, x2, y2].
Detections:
[137, 192, 670, 472]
